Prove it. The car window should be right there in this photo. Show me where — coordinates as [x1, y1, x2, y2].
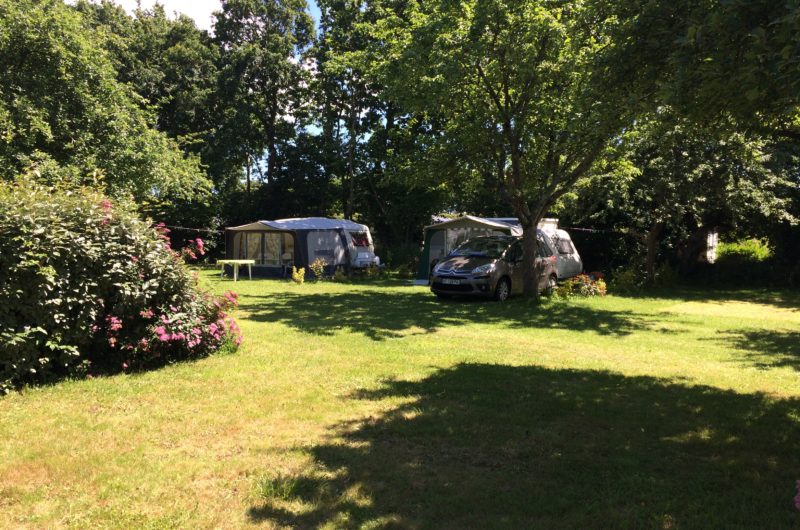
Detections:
[536, 237, 553, 258]
[505, 241, 522, 262]
[451, 238, 510, 259]
[556, 238, 573, 255]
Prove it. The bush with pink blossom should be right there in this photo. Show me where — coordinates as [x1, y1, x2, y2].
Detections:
[0, 178, 241, 393]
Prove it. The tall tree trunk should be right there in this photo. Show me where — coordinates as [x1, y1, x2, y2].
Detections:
[265, 97, 278, 183]
[245, 153, 251, 195]
[344, 96, 357, 219]
[645, 222, 664, 284]
[521, 223, 540, 301]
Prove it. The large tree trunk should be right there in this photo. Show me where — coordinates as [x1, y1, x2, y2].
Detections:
[645, 222, 664, 284]
[521, 224, 540, 300]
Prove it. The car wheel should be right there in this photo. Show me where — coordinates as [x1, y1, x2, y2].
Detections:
[544, 274, 557, 296]
[494, 277, 510, 302]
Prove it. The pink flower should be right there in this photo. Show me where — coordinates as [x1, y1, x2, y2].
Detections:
[794, 480, 800, 510]
[138, 338, 149, 350]
[106, 315, 122, 332]
[122, 362, 129, 370]
[195, 238, 205, 255]
[154, 326, 166, 335]
[140, 309, 154, 319]
[108, 337, 117, 347]
[130, 255, 138, 262]
[99, 199, 113, 212]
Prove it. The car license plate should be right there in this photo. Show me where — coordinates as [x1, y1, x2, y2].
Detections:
[442, 278, 461, 285]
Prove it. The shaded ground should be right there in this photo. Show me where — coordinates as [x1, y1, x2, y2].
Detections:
[248, 363, 800, 529]
[242, 290, 658, 340]
[723, 329, 800, 371]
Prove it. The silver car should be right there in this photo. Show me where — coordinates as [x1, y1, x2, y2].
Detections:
[430, 234, 558, 301]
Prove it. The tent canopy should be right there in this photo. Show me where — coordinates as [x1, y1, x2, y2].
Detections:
[423, 215, 523, 236]
[227, 217, 369, 232]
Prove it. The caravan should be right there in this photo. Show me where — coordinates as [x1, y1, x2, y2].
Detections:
[224, 217, 380, 277]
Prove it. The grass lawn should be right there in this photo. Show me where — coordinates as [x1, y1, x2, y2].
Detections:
[2, 271, 800, 529]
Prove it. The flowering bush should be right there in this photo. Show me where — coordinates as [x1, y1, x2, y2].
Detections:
[309, 258, 327, 281]
[0, 178, 241, 393]
[795, 480, 800, 511]
[555, 274, 607, 298]
[291, 266, 306, 284]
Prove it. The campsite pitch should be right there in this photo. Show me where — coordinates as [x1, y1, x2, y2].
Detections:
[1, 271, 799, 528]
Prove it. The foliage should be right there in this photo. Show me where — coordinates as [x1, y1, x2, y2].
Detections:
[309, 258, 327, 281]
[656, 0, 800, 139]
[555, 274, 607, 299]
[291, 266, 306, 284]
[0, 178, 240, 393]
[611, 268, 644, 294]
[0, 0, 211, 211]
[360, 0, 658, 296]
[214, 0, 314, 186]
[717, 239, 773, 263]
[570, 111, 795, 282]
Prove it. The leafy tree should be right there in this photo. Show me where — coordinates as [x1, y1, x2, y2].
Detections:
[214, 0, 315, 189]
[0, 0, 210, 209]
[572, 114, 796, 282]
[74, 0, 225, 229]
[659, 0, 800, 140]
[361, 0, 654, 296]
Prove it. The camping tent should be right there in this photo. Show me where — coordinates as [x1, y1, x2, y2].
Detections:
[225, 217, 378, 277]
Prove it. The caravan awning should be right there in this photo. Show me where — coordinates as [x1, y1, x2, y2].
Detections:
[423, 215, 523, 236]
[226, 217, 369, 232]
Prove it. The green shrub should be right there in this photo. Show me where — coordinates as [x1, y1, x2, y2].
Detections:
[717, 238, 773, 262]
[611, 268, 643, 293]
[0, 178, 241, 393]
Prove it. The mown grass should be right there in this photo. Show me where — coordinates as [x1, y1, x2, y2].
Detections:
[1, 271, 799, 529]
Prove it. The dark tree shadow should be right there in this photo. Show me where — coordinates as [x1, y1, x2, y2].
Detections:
[247, 364, 800, 529]
[721, 329, 800, 371]
[240, 290, 657, 340]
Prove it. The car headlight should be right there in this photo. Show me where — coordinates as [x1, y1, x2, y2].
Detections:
[433, 262, 444, 273]
[472, 263, 495, 275]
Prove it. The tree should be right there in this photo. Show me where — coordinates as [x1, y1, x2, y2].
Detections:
[571, 113, 796, 282]
[659, 0, 800, 140]
[362, 0, 654, 297]
[214, 0, 315, 190]
[0, 0, 210, 208]
[74, 1, 225, 228]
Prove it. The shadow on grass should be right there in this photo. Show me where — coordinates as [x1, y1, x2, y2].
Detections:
[615, 286, 800, 310]
[247, 364, 800, 529]
[240, 290, 657, 340]
[723, 329, 800, 371]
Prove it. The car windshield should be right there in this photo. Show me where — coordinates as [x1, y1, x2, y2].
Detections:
[450, 238, 510, 259]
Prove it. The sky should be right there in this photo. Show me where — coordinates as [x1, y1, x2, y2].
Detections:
[111, 0, 321, 32]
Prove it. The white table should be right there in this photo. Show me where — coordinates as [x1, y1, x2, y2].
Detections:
[217, 259, 254, 281]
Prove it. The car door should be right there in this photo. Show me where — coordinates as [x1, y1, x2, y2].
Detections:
[504, 240, 524, 294]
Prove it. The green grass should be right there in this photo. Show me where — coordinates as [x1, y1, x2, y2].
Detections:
[2, 271, 800, 529]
